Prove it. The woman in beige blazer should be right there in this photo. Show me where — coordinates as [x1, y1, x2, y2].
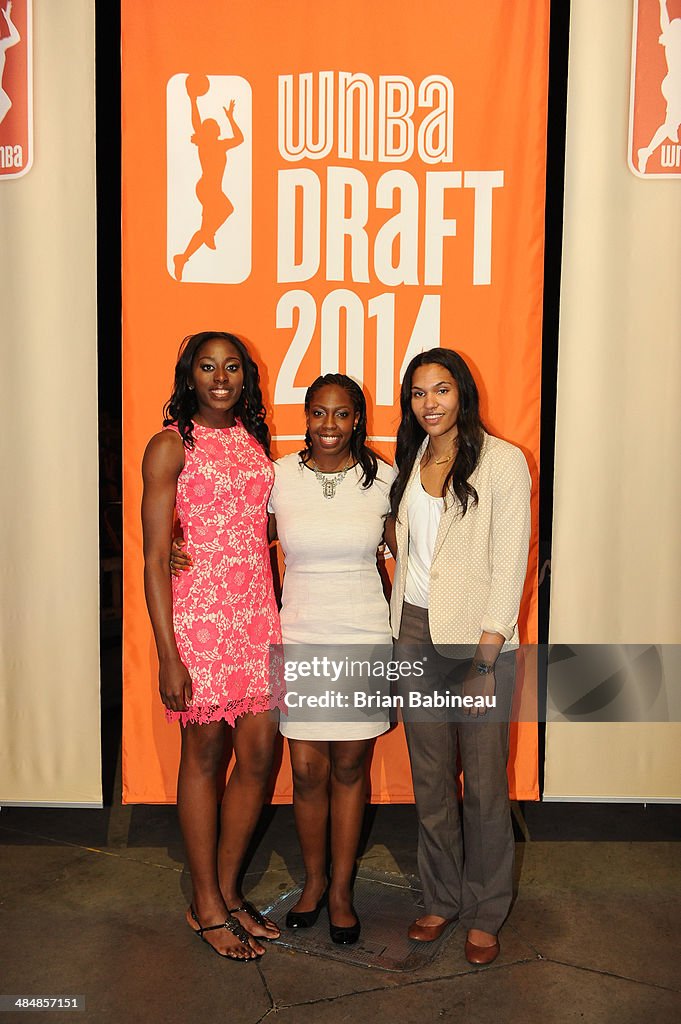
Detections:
[387, 347, 531, 965]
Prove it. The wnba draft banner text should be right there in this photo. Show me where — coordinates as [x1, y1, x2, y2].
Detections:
[167, 68, 504, 418]
[274, 72, 502, 409]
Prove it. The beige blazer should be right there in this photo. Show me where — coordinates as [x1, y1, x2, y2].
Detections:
[390, 432, 531, 652]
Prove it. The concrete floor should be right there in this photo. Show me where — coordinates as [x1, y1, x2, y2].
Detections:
[1, 717, 680, 1023]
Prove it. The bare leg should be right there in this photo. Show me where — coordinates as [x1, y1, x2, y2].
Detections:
[177, 721, 256, 958]
[638, 117, 680, 172]
[217, 711, 279, 946]
[288, 739, 331, 912]
[174, 229, 206, 281]
[174, 194, 235, 278]
[0, 90, 11, 126]
[328, 739, 372, 926]
[204, 195, 234, 249]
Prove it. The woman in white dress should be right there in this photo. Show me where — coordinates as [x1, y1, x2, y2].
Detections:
[270, 374, 392, 944]
[173, 373, 392, 944]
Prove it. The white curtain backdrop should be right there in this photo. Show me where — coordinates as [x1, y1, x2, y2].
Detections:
[0, 0, 101, 805]
[545, 0, 681, 800]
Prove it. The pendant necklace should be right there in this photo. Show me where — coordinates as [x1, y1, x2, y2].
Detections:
[427, 443, 458, 465]
[309, 457, 353, 500]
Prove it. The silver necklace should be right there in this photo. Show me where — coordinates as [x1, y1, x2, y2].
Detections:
[309, 457, 353, 500]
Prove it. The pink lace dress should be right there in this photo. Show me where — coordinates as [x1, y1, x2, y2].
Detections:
[166, 420, 281, 726]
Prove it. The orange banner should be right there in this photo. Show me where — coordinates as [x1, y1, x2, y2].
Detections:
[122, 0, 548, 803]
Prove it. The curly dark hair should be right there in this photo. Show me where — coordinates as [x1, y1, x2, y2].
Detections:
[299, 373, 379, 488]
[390, 347, 485, 519]
[163, 331, 271, 455]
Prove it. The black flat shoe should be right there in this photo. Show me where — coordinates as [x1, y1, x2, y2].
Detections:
[329, 914, 360, 945]
[285, 890, 327, 929]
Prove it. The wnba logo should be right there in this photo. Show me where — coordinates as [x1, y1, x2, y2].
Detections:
[629, 0, 681, 178]
[167, 74, 252, 283]
[0, 0, 32, 180]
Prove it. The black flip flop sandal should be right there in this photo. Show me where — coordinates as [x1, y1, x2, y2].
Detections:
[228, 899, 281, 939]
[187, 905, 259, 961]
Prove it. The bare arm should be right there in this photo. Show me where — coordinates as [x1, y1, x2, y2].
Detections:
[223, 100, 244, 150]
[1, 2, 20, 47]
[141, 430, 192, 712]
[189, 92, 202, 136]
[171, 510, 277, 572]
[461, 630, 506, 718]
[660, 0, 670, 34]
[383, 515, 397, 558]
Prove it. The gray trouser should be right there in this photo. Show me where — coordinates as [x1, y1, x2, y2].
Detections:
[396, 602, 515, 934]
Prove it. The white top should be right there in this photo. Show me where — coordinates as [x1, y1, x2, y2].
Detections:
[404, 477, 444, 608]
[269, 453, 394, 739]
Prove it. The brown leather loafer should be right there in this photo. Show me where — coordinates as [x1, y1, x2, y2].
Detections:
[407, 917, 456, 942]
[464, 937, 500, 964]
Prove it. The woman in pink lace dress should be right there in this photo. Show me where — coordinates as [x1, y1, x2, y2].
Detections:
[142, 331, 281, 961]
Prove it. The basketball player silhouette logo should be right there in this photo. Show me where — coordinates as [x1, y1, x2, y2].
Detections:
[173, 74, 245, 281]
[638, 1, 681, 172]
[630, 0, 681, 177]
[0, 1, 20, 126]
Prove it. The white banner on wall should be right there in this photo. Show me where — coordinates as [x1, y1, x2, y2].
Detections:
[0, 0, 32, 178]
[0, 0, 101, 806]
[546, 0, 681, 801]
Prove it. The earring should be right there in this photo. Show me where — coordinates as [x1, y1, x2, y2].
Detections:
[187, 384, 194, 390]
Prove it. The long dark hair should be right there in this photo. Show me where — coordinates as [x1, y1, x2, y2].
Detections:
[299, 373, 378, 488]
[163, 331, 271, 455]
[390, 348, 485, 519]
